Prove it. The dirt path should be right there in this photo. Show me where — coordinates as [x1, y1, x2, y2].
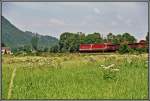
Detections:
[7, 67, 17, 99]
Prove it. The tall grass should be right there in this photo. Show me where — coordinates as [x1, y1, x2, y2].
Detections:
[2, 53, 148, 99]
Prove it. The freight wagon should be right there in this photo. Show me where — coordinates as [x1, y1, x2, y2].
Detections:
[79, 40, 147, 52]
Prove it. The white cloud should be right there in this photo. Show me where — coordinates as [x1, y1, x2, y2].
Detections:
[48, 18, 65, 27]
[2, 2, 147, 40]
[93, 8, 100, 14]
[117, 15, 123, 20]
[111, 21, 118, 26]
[125, 19, 132, 26]
[57, 2, 91, 6]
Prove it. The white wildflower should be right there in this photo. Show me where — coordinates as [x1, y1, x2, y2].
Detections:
[100, 65, 105, 67]
[107, 64, 115, 68]
[145, 61, 149, 63]
[127, 59, 132, 64]
[101, 64, 116, 70]
[102, 66, 110, 70]
[111, 68, 119, 72]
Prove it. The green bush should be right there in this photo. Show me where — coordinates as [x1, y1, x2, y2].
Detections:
[50, 45, 59, 53]
[118, 44, 130, 54]
[119, 44, 148, 54]
[135, 48, 147, 54]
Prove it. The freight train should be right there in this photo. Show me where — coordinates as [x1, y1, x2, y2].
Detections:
[79, 40, 148, 52]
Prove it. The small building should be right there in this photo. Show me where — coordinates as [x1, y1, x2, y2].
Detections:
[1, 47, 12, 54]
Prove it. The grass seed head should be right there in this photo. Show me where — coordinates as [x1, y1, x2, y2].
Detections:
[111, 68, 119, 72]
[102, 64, 115, 69]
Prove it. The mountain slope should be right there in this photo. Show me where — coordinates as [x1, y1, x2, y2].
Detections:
[2, 16, 58, 50]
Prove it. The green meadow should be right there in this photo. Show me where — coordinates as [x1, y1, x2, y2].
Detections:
[2, 53, 148, 99]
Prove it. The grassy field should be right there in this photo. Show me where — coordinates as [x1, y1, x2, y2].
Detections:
[2, 53, 148, 99]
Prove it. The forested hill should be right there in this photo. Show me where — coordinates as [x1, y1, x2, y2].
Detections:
[2, 16, 58, 50]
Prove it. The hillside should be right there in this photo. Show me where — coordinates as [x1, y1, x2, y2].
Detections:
[2, 16, 58, 50]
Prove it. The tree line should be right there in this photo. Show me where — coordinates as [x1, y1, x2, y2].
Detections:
[1, 32, 149, 54]
[50, 32, 149, 53]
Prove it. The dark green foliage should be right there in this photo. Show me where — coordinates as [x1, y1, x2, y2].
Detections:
[43, 47, 49, 52]
[2, 16, 58, 50]
[1, 43, 5, 47]
[31, 34, 39, 51]
[59, 32, 80, 52]
[107, 33, 114, 43]
[128, 48, 135, 54]
[50, 45, 59, 53]
[16, 46, 24, 52]
[59, 32, 104, 52]
[112, 34, 122, 44]
[107, 33, 122, 44]
[122, 33, 137, 43]
[134, 48, 147, 54]
[118, 44, 147, 54]
[106, 33, 137, 44]
[23, 45, 32, 53]
[58, 32, 139, 53]
[118, 44, 130, 54]
[11, 45, 31, 53]
[81, 32, 103, 44]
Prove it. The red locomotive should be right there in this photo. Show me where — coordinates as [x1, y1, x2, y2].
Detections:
[79, 40, 148, 52]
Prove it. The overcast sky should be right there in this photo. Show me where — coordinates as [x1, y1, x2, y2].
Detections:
[2, 2, 148, 40]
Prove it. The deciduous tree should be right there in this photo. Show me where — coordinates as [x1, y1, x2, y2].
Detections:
[31, 33, 39, 51]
